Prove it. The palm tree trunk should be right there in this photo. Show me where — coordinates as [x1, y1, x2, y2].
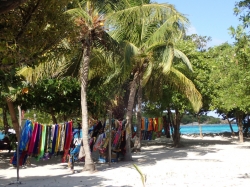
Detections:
[136, 77, 142, 150]
[80, 41, 95, 171]
[124, 71, 139, 161]
[6, 98, 19, 140]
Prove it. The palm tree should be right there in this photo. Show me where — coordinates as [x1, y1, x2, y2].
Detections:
[107, 1, 192, 160]
[66, 0, 128, 171]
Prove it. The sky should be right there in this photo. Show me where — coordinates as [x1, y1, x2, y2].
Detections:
[156, 0, 241, 47]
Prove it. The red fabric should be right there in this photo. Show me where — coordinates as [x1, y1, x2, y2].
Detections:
[62, 121, 73, 162]
[27, 122, 38, 155]
[148, 118, 154, 131]
[132, 132, 137, 138]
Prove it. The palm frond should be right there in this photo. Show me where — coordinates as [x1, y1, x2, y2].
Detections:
[167, 67, 202, 112]
[103, 66, 122, 85]
[142, 15, 186, 47]
[107, 3, 188, 46]
[142, 61, 153, 87]
[89, 49, 111, 80]
[66, 6, 93, 27]
[17, 55, 70, 84]
[123, 41, 140, 70]
[162, 44, 174, 74]
[174, 49, 193, 71]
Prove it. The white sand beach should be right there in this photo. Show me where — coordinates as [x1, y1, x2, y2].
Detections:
[1, 135, 250, 187]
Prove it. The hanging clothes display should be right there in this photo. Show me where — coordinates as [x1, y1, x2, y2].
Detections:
[11, 119, 75, 166]
[140, 117, 169, 140]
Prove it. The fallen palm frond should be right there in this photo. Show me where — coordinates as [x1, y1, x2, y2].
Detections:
[133, 164, 146, 187]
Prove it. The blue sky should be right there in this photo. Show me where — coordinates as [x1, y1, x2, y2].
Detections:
[156, 0, 241, 47]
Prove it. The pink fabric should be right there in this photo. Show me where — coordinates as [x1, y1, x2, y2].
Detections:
[27, 122, 38, 155]
[112, 121, 122, 146]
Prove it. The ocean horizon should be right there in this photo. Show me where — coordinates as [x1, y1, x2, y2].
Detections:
[179, 123, 238, 134]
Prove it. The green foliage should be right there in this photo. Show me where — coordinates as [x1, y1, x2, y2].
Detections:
[234, 0, 250, 28]
[16, 77, 81, 121]
[208, 38, 250, 114]
[0, 0, 73, 71]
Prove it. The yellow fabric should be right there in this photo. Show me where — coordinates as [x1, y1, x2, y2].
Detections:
[153, 118, 157, 132]
[55, 125, 61, 153]
[141, 118, 145, 130]
[158, 117, 163, 131]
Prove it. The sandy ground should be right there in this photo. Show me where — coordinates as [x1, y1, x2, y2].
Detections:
[1, 135, 250, 187]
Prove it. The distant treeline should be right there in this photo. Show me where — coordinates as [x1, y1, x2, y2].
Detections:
[181, 114, 221, 125]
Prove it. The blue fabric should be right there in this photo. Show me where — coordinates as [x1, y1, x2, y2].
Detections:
[145, 118, 149, 131]
[19, 120, 33, 151]
[70, 144, 81, 161]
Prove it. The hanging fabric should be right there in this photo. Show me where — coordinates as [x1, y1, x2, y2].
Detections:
[27, 122, 38, 155]
[55, 124, 61, 153]
[33, 124, 41, 155]
[38, 125, 47, 159]
[59, 124, 65, 152]
[62, 121, 73, 162]
[51, 124, 58, 154]
[19, 120, 33, 151]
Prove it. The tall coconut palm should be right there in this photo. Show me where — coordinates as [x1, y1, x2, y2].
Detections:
[66, 0, 130, 171]
[106, 1, 191, 160]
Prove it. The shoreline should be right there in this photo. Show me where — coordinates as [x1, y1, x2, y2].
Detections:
[181, 123, 237, 126]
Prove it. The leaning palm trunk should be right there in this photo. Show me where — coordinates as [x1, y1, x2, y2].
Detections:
[6, 98, 19, 139]
[125, 71, 139, 160]
[80, 42, 95, 171]
[136, 77, 142, 150]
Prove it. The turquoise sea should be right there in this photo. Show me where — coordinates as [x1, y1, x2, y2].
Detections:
[0, 124, 239, 140]
[179, 124, 238, 134]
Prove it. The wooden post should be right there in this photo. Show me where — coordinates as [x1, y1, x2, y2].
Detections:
[10, 105, 22, 185]
[17, 105, 22, 182]
[108, 111, 112, 167]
